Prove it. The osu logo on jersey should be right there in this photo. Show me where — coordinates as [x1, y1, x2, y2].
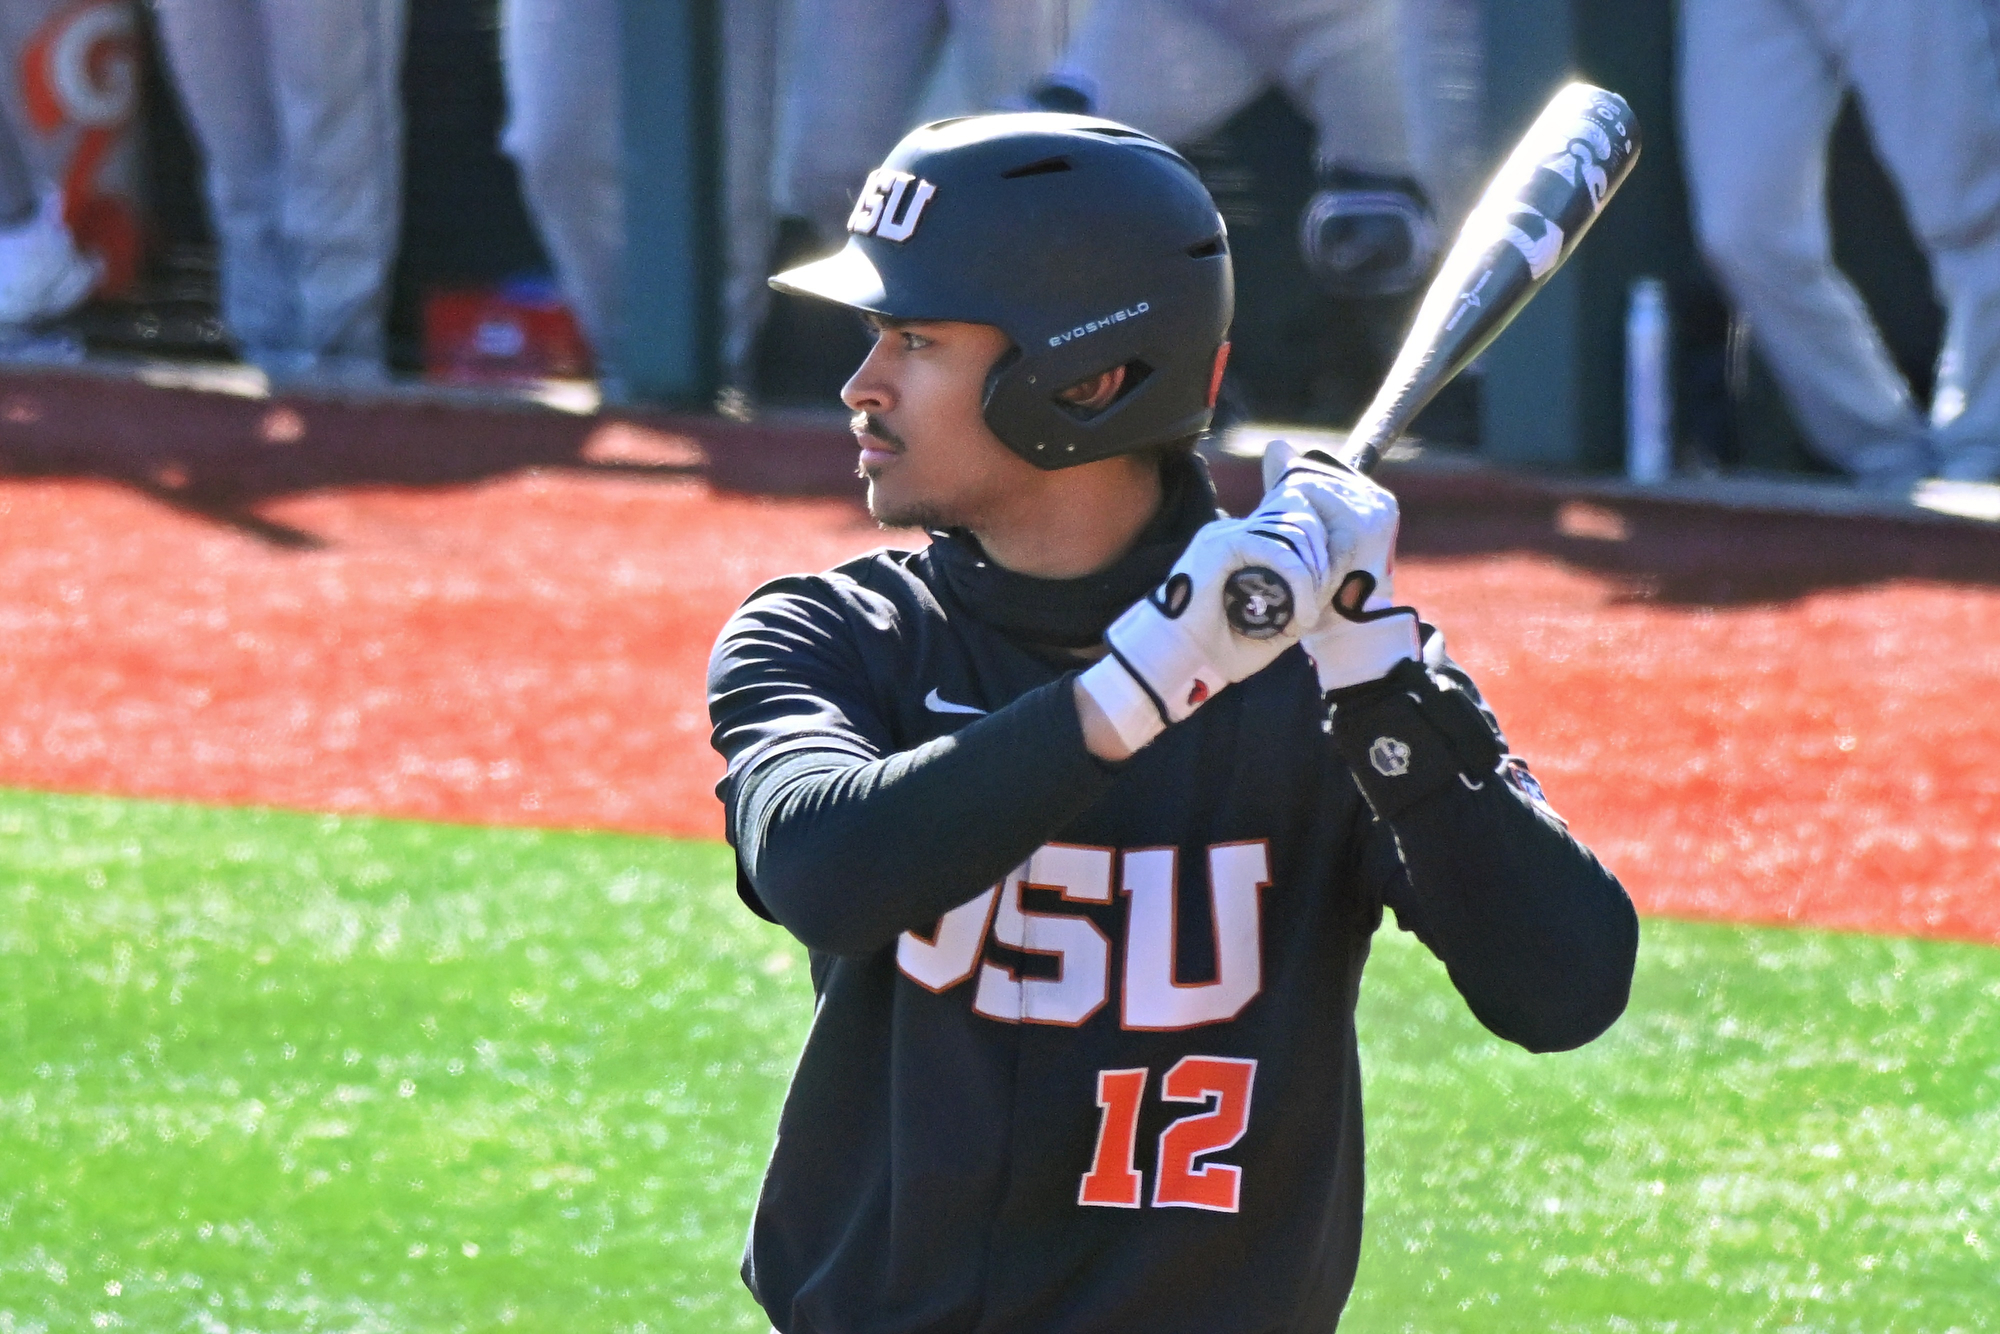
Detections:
[896, 840, 1268, 1030]
[847, 168, 938, 242]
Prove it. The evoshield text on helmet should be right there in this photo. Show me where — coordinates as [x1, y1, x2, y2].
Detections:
[769, 113, 1234, 470]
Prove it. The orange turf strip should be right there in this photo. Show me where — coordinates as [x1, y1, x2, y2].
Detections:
[0, 473, 908, 842]
[1397, 557, 2000, 945]
[0, 472, 1994, 945]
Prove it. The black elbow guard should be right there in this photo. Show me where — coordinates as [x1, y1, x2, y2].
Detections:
[1325, 659, 1504, 819]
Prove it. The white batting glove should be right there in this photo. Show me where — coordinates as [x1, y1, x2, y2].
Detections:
[1078, 489, 1334, 753]
[1261, 439, 1420, 693]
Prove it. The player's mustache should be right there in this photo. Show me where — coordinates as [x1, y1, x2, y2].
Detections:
[851, 411, 905, 451]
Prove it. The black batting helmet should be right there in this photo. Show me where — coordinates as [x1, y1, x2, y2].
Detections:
[769, 113, 1234, 469]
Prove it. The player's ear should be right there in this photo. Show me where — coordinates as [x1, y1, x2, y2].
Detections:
[1056, 365, 1127, 415]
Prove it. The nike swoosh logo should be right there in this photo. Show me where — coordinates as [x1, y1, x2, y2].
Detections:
[923, 688, 987, 716]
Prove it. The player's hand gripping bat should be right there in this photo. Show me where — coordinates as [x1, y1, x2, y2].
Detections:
[1227, 82, 1641, 634]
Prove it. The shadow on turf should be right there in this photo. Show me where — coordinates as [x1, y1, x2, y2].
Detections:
[2, 365, 1989, 599]
[127, 477, 330, 551]
[0, 367, 859, 551]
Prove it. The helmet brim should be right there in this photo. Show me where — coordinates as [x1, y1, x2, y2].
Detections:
[768, 242, 887, 312]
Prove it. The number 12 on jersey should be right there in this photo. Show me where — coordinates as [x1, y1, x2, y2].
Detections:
[1079, 1056, 1257, 1212]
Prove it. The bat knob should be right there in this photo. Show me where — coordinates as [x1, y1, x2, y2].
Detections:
[1223, 566, 1295, 639]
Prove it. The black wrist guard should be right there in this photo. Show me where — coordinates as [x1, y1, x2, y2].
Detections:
[1325, 658, 1505, 819]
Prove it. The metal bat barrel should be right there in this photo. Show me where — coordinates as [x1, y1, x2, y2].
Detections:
[1340, 83, 1641, 474]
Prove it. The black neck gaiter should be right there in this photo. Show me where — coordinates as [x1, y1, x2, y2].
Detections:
[924, 451, 1222, 652]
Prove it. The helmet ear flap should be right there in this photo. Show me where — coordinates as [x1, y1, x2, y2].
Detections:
[985, 349, 1187, 468]
[1052, 360, 1150, 421]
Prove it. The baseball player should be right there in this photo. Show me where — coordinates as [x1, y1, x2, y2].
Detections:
[1680, 0, 2000, 486]
[150, 0, 405, 386]
[1034, 0, 1441, 298]
[708, 114, 1638, 1332]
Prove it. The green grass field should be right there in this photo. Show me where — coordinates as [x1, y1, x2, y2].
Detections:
[2, 791, 1995, 1333]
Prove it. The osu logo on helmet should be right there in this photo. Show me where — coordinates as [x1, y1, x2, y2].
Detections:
[847, 168, 938, 243]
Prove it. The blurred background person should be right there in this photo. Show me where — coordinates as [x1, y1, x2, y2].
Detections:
[1681, 0, 2000, 488]
[0, 98, 98, 330]
[1036, 0, 1440, 300]
[499, 0, 620, 370]
[772, 0, 1081, 251]
[501, 0, 782, 394]
[0, 0, 139, 332]
[151, 0, 407, 387]
[717, 2, 783, 394]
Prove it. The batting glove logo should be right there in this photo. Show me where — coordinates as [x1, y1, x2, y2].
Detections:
[1222, 567, 1294, 640]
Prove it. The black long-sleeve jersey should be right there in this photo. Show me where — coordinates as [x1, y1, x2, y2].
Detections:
[707, 461, 1638, 1334]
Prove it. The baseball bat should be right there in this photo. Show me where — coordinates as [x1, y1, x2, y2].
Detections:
[1231, 83, 1638, 638]
[1340, 81, 1641, 475]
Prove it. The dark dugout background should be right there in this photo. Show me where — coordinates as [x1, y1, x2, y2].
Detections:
[127, 1, 1940, 475]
